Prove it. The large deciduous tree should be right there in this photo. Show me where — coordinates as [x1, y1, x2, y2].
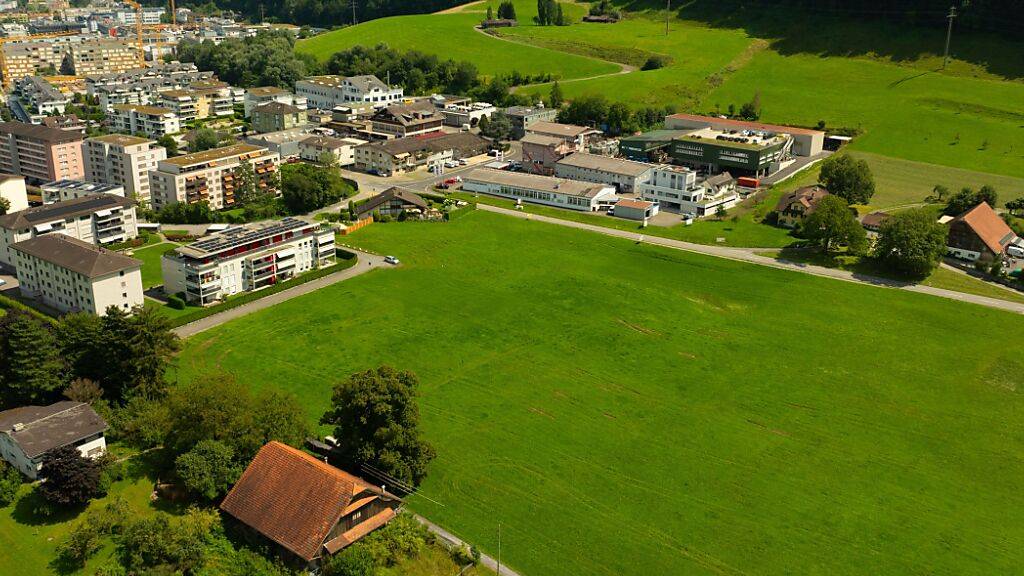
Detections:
[801, 195, 868, 254]
[944, 185, 998, 216]
[175, 440, 242, 501]
[819, 153, 875, 205]
[321, 366, 435, 487]
[873, 208, 948, 277]
[38, 446, 103, 507]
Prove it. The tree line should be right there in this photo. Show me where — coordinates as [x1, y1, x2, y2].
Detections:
[173, 31, 320, 89]
[160, 0, 464, 27]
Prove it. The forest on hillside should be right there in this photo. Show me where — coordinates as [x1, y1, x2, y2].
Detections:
[161, 0, 463, 27]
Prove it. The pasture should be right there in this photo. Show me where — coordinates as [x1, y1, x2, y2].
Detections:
[176, 211, 1024, 576]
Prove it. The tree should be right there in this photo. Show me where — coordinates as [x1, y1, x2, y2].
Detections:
[555, 3, 568, 25]
[0, 196, 9, 215]
[64, 377, 104, 405]
[175, 440, 242, 501]
[819, 153, 875, 205]
[944, 185, 998, 216]
[1006, 197, 1024, 217]
[321, 366, 436, 486]
[496, 0, 516, 20]
[92, 306, 179, 402]
[38, 445, 103, 507]
[801, 195, 868, 254]
[605, 102, 634, 136]
[873, 208, 948, 277]
[280, 162, 353, 214]
[486, 5, 493, 19]
[189, 128, 221, 153]
[233, 158, 264, 205]
[479, 110, 512, 142]
[641, 55, 669, 70]
[0, 460, 21, 506]
[322, 546, 375, 576]
[157, 134, 179, 156]
[549, 81, 564, 108]
[739, 92, 761, 120]
[558, 94, 609, 128]
[117, 508, 217, 574]
[0, 311, 66, 408]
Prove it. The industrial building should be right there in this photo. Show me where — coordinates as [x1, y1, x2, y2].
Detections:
[554, 152, 654, 193]
[461, 168, 617, 212]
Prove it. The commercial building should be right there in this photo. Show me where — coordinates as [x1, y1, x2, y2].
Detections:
[0, 121, 84, 183]
[0, 401, 107, 479]
[525, 121, 601, 149]
[110, 104, 181, 138]
[16, 76, 68, 116]
[554, 152, 654, 193]
[149, 143, 279, 210]
[298, 134, 365, 166]
[666, 127, 790, 177]
[295, 75, 404, 111]
[369, 102, 443, 138]
[87, 63, 213, 110]
[10, 233, 143, 315]
[665, 113, 825, 157]
[612, 199, 658, 221]
[84, 134, 167, 205]
[159, 80, 242, 122]
[0, 174, 29, 213]
[438, 101, 495, 127]
[0, 193, 138, 266]
[244, 86, 307, 117]
[462, 168, 617, 211]
[65, 41, 139, 76]
[161, 217, 335, 305]
[354, 132, 488, 176]
[947, 202, 1022, 262]
[40, 180, 125, 204]
[620, 129, 702, 163]
[244, 128, 310, 160]
[251, 101, 308, 133]
[521, 133, 574, 175]
[504, 105, 558, 139]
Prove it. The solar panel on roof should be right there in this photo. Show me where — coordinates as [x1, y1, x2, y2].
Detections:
[187, 218, 311, 255]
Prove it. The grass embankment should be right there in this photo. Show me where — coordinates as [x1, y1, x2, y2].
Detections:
[176, 211, 1024, 576]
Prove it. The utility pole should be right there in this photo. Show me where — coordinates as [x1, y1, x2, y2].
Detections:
[665, 0, 671, 35]
[259, 4, 264, 23]
[497, 523, 502, 575]
[943, 5, 957, 69]
[351, 0, 357, 25]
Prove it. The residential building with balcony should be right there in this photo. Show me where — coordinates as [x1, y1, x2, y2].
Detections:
[298, 135, 365, 166]
[251, 102, 308, 133]
[16, 76, 69, 117]
[161, 217, 335, 305]
[159, 80, 243, 122]
[65, 41, 139, 76]
[84, 134, 166, 206]
[0, 121, 84, 183]
[10, 233, 143, 315]
[110, 104, 181, 138]
[369, 102, 443, 138]
[148, 143, 279, 211]
[86, 63, 213, 111]
[295, 75, 403, 111]
[40, 180, 125, 204]
[244, 86, 307, 117]
[0, 193, 138, 267]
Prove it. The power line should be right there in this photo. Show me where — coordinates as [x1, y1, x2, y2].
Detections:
[942, 5, 957, 69]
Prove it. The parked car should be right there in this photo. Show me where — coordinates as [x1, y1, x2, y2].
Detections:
[458, 158, 469, 166]
[384, 256, 400, 265]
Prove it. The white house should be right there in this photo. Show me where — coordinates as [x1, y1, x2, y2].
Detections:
[461, 168, 617, 211]
[295, 75, 403, 111]
[0, 401, 108, 479]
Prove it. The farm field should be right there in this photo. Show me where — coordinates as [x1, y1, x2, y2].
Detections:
[176, 211, 1024, 576]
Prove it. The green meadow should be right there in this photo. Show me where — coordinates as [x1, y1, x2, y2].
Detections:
[176, 212, 1024, 576]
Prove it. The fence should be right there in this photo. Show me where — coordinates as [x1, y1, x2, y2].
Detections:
[340, 217, 373, 235]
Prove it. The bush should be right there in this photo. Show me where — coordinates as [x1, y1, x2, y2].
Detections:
[56, 522, 103, 569]
[323, 546, 375, 576]
[0, 460, 22, 506]
[167, 295, 186, 310]
[641, 55, 669, 71]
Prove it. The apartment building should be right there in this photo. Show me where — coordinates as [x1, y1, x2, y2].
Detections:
[251, 102, 307, 133]
[148, 143, 279, 211]
[113, 6, 165, 25]
[295, 75, 403, 111]
[16, 76, 69, 116]
[161, 217, 335, 305]
[159, 80, 243, 122]
[10, 233, 143, 315]
[1, 40, 71, 80]
[66, 41, 139, 76]
[298, 135, 365, 166]
[554, 152, 654, 193]
[84, 134, 166, 205]
[369, 102, 443, 138]
[0, 174, 29, 213]
[110, 104, 181, 138]
[41, 180, 125, 204]
[244, 86, 307, 117]
[461, 168, 617, 211]
[0, 122, 84, 183]
[86, 63, 213, 110]
[0, 193, 138, 267]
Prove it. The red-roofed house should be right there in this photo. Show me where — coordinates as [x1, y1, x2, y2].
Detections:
[220, 441, 401, 568]
[947, 202, 1021, 262]
[773, 185, 829, 228]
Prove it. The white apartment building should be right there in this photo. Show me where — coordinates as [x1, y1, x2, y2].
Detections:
[161, 217, 335, 305]
[16, 76, 69, 116]
[461, 168, 617, 211]
[148, 143, 280, 211]
[10, 233, 143, 315]
[114, 7, 165, 25]
[295, 75, 403, 111]
[84, 134, 167, 206]
[554, 152, 654, 194]
[0, 401, 108, 480]
[0, 194, 138, 267]
[637, 166, 738, 216]
[0, 174, 29, 213]
[298, 134, 365, 166]
[41, 180, 125, 204]
[110, 104, 181, 139]
[159, 81, 243, 122]
[244, 86, 308, 117]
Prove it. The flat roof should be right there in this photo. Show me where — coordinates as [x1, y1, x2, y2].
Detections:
[174, 217, 319, 259]
[112, 103, 174, 116]
[247, 86, 289, 96]
[620, 129, 691, 143]
[667, 113, 824, 137]
[40, 180, 124, 195]
[464, 168, 611, 199]
[615, 199, 654, 210]
[87, 133, 153, 146]
[556, 152, 654, 177]
[162, 143, 267, 167]
[526, 121, 599, 139]
[10, 234, 141, 278]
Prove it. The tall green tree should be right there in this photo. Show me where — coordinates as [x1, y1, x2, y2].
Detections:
[873, 208, 948, 277]
[549, 81, 564, 108]
[95, 306, 179, 402]
[801, 195, 868, 254]
[0, 312, 65, 408]
[496, 0, 516, 19]
[0, 460, 21, 506]
[157, 134, 179, 156]
[175, 440, 242, 501]
[189, 128, 221, 153]
[480, 110, 512, 142]
[38, 446, 103, 507]
[819, 153, 875, 205]
[321, 366, 436, 486]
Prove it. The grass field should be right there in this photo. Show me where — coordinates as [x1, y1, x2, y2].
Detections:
[175, 211, 1024, 576]
[132, 242, 178, 289]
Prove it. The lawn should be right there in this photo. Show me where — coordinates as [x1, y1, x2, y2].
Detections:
[175, 211, 1024, 576]
[132, 242, 179, 290]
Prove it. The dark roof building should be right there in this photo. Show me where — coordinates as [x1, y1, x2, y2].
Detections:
[220, 442, 400, 566]
[0, 401, 108, 478]
[10, 234, 142, 278]
[774, 185, 829, 228]
[356, 187, 429, 219]
[860, 211, 890, 232]
[0, 193, 135, 231]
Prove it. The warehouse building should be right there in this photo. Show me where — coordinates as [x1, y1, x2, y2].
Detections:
[554, 152, 654, 193]
[462, 168, 617, 211]
[664, 113, 824, 157]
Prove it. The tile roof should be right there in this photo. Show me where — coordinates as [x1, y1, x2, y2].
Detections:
[220, 442, 386, 562]
[10, 234, 142, 278]
[0, 401, 107, 459]
[323, 508, 396, 554]
[953, 202, 1017, 255]
[0, 121, 82, 144]
[774, 185, 829, 213]
[357, 187, 429, 215]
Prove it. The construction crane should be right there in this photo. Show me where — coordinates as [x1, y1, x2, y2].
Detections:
[0, 31, 81, 91]
[122, 0, 146, 67]
[170, 0, 176, 26]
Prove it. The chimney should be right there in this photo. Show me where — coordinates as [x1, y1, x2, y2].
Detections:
[12, 423, 24, 432]
[381, 484, 387, 495]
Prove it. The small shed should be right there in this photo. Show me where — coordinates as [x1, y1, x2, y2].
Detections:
[613, 199, 658, 221]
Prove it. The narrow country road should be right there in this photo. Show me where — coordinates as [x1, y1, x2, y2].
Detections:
[412, 514, 524, 576]
[477, 204, 1024, 315]
[172, 249, 389, 338]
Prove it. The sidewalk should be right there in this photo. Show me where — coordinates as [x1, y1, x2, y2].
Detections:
[412, 514, 523, 576]
[478, 204, 1024, 315]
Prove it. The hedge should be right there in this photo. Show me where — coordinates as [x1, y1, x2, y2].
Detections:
[169, 250, 358, 328]
[0, 293, 56, 323]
